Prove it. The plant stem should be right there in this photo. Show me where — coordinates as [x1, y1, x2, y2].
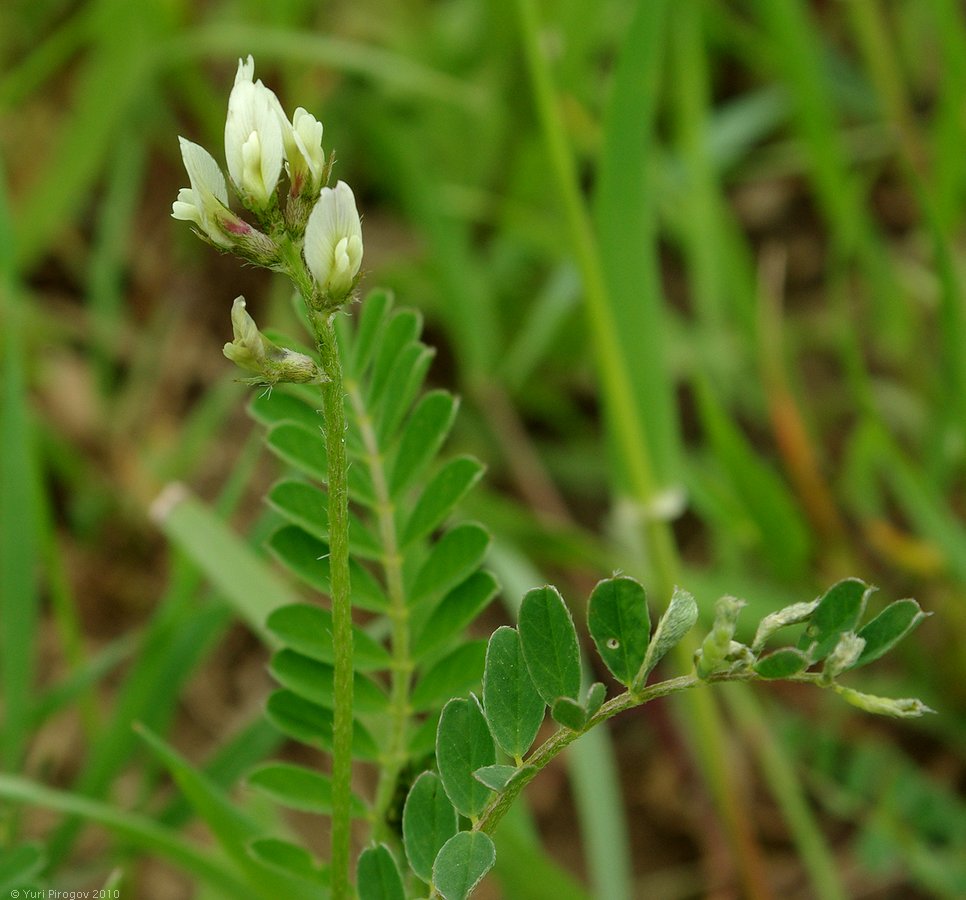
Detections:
[474, 671, 829, 839]
[309, 307, 354, 900]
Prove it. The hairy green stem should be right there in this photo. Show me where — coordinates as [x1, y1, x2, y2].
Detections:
[310, 307, 354, 900]
[474, 671, 829, 839]
[347, 380, 413, 838]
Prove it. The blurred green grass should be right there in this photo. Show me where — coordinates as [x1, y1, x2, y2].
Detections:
[1, 0, 965, 896]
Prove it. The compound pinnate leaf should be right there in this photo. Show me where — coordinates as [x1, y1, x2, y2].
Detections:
[412, 640, 487, 711]
[266, 604, 391, 672]
[356, 844, 404, 900]
[587, 576, 650, 687]
[634, 587, 697, 688]
[401, 456, 486, 549]
[389, 390, 458, 496]
[408, 523, 490, 609]
[518, 586, 581, 704]
[753, 647, 809, 680]
[402, 771, 458, 884]
[800, 578, 871, 661]
[854, 599, 928, 669]
[436, 697, 496, 818]
[482, 626, 545, 759]
[432, 831, 496, 900]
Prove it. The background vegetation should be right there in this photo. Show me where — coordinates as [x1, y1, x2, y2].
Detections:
[1, 0, 964, 897]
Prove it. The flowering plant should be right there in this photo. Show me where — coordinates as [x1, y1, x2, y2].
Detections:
[164, 56, 931, 900]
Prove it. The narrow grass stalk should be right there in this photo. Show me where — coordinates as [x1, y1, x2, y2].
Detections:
[725, 686, 847, 900]
[309, 308, 354, 900]
[512, 2, 772, 896]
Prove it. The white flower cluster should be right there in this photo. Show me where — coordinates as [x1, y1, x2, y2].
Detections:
[172, 55, 363, 302]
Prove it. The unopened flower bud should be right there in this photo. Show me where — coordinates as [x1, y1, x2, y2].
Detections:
[303, 181, 363, 303]
[223, 297, 324, 385]
[287, 107, 326, 195]
[225, 56, 287, 211]
[834, 686, 934, 718]
[823, 632, 865, 681]
[696, 595, 747, 679]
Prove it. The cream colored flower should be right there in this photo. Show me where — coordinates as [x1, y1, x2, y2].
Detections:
[171, 138, 233, 247]
[224, 56, 287, 209]
[303, 181, 363, 300]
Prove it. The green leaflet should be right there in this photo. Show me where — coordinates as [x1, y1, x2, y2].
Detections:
[482, 626, 545, 759]
[265, 423, 375, 503]
[401, 456, 486, 548]
[799, 578, 872, 661]
[854, 599, 928, 669]
[348, 289, 393, 376]
[634, 587, 698, 688]
[412, 571, 500, 660]
[402, 771, 459, 883]
[753, 648, 809, 680]
[389, 390, 458, 496]
[356, 844, 405, 900]
[587, 576, 650, 687]
[249, 389, 321, 432]
[436, 697, 496, 818]
[269, 649, 389, 714]
[432, 831, 496, 900]
[408, 523, 491, 609]
[265, 691, 380, 761]
[472, 765, 519, 792]
[267, 479, 382, 560]
[265, 604, 391, 672]
[266, 423, 328, 482]
[518, 586, 581, 704]
[412, 640, 488, 711]
[367, 309, 423, 407]
[375, 342, 436, 444]
[266, 526, 388, 612]
[247, 838, 329, 887]
[247, 762, 367, 817]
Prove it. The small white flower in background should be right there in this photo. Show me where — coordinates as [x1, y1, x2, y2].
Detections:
[304, 181, 363, 300]
[223, 297, 323, 384]
[171, 137, 235, 247]
[225, 56, 287, 210]
[286, 107, 326, 195]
